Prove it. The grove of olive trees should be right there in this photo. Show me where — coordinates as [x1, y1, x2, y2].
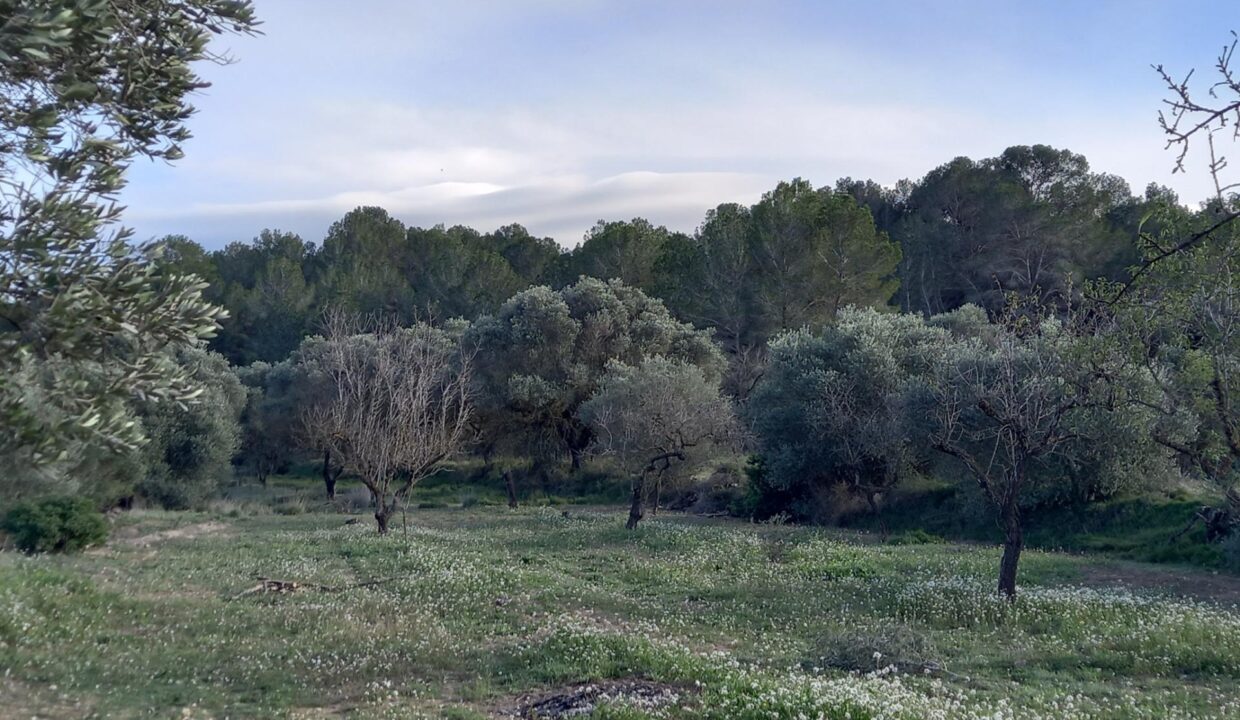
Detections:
[4, 0, 1240, 605]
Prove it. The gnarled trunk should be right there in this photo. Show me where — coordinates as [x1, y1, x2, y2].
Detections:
[626, 473, 647, 530]
[504, 470, 519, 509]
[998, 503, 1023, 599]
[375, 508, 391, 535]
[560, 419, 593, 473]
[865, 489, 888, 540]
[322, 448, 338, 500]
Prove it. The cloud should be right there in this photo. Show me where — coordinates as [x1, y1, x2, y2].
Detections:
[129, 170, 772, 247]
[124, 93, 1000, 247]
[120, 1, 1229, 249]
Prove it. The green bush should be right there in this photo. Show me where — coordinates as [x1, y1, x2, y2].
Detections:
[1223, 531, 1240, 573]
[2, 496, 108, 554]
[886, 528, 947, 545]
[806, 623, 938, 673]
[729, 455, 798, 521]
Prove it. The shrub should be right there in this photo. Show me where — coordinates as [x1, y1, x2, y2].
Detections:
[730, 455, 798, 521]
[886, 529, 947, 545]
[806, 623, 938, 673]
[1223, 531, 1240, 573]
[1, 496, 108, 554]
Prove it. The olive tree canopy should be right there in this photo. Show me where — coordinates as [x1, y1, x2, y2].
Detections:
[466, 277, 724, 470]
[580, 357, 737, 529]
[0, 0, 259, 465]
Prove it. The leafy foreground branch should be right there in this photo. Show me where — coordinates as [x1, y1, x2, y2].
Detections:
[0, 1, 259, 463]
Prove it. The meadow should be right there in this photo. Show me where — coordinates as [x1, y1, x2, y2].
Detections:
[3, 497, 1239, 719]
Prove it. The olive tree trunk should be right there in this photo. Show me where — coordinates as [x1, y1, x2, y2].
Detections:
[322, 448, 339, 500]
[998, 503, 1023, 599]
[626, 472, 647, 530]
[503, 471, 519, 509]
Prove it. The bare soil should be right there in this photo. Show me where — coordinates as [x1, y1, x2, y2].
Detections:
[115, 521, 230, 547]
[502, 679, 693, 718]
[1079, 561, 1240, 604]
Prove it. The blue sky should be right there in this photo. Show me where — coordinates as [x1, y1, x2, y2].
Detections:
[122, 0, 1238, 249]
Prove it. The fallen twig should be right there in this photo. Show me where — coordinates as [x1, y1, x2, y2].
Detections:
[230, 575, 403, 600]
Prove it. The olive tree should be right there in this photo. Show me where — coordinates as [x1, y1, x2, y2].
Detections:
[306, 316, 473, 534]
[136, 348, 245, 509]
[0, 346, 245, 510]
[0, 1, 258, 465]
[921, 308, 1161, 598]
[748, 308, 948, 529]
[1105, 213, 1240, 540]
[234, 361, 298, 487]
[466, 277, 724, 473]
[579, 357, 737, 529]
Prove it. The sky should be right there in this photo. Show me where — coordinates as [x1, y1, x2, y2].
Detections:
[121, 0, 1239, 250]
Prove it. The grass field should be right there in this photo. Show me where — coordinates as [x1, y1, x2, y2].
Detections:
[2, 505, 1239, 719]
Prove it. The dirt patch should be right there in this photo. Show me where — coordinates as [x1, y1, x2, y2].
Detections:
[503, 679, 692, 718]
[0, 677, 97, 719]
[1079, 562, 1240, 604]
[116, 521, 230, 548]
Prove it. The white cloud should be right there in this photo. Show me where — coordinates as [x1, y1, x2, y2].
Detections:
[130, 170, 772, 247]
[121, 1, 1228, 248]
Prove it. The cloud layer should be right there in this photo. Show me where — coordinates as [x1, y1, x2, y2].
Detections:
[120, 0, 1232, 249]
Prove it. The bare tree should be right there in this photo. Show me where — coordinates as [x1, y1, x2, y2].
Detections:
[305, 313, 473, 534]
[579, 357, 737, 529]
[1108, 31, 1240, 302]
[1157, 31, 1240, 192]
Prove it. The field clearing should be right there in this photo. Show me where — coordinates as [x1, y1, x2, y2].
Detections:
[2, 507, 1239, 719]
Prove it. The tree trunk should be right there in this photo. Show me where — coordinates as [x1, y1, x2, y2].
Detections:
[482, 446, 494, 476]
[504, 471, 519, 509]
[561, 421, 592, 474]
[375, 506, 391, 535]
[998, 503, 1023, 599]
[865, 490, 888, 540]
[626, 474, 646, 530]
[322, 448, 337, 500]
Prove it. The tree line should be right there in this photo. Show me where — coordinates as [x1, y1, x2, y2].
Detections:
[9, 141, 1240, 599]
[161, 144, 1170, 396]
[4, 0, 1240, 600]
[43, 170, 1231, 598]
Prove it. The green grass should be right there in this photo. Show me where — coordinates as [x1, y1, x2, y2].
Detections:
[2, 507, 1239, 718]
[844, 478, 1230, 569]
[225, 460, 631, 514]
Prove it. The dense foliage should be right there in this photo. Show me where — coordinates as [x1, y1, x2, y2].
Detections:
[1, 495, 107, 553]
[0, 0, 257, 464]
[748, 308, 951, 525]
[135, 348, 246, 510]
[466, 277, 724, 470]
